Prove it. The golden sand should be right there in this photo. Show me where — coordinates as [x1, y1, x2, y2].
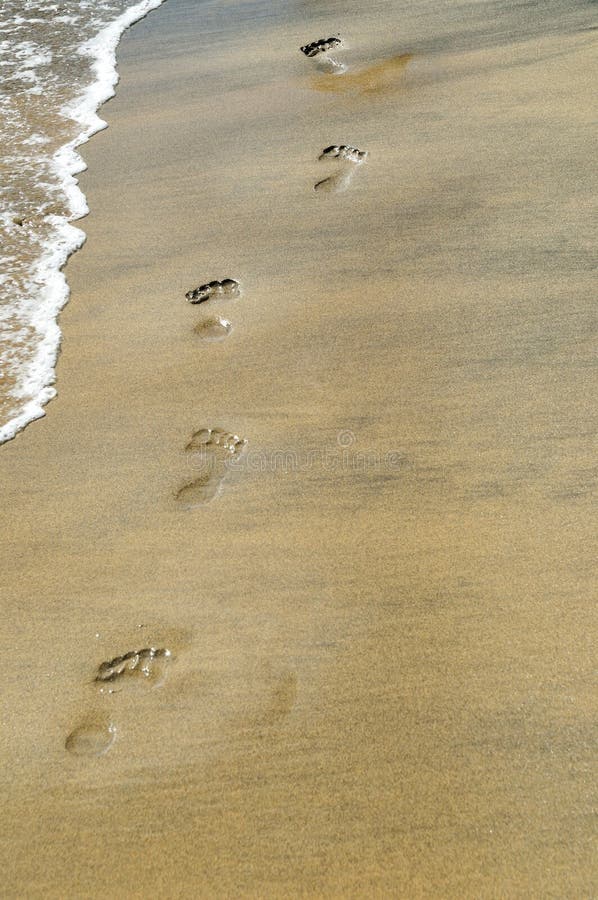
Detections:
[1, 1, 596, 895]
[311, 52, 413, 94]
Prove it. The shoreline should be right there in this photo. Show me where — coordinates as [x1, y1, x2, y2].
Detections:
[1, 0, 597, 895]
[0, 0, 167, 446]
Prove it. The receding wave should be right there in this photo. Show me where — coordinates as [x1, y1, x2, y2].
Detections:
[0, 0, 166, 445]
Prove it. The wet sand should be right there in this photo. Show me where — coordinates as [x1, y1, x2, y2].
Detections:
[1, 0, 597, 895]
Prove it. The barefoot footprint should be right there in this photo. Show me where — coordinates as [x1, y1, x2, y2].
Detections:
[176, 427, 248, 507]
[314, 144, 368, 194]
[186, 279, 239, 340]
[256, 670, 298, 727]
[65, 647, 172, 756]
[300, 35, 346, 74]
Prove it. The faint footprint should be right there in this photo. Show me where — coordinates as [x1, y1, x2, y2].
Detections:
[238, 665, 298, 731]
[300, 35, 346, 74]
[185, 278, 240, 305]
[314, 144, 368, 194]
[94, 647, 172, 693]
[194, 316, 232, 342]
[176, 427, 248, 508]
[65, 718, 116, 757]
[257, 670, 298, 727]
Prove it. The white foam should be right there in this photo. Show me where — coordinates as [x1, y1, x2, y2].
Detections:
[0, 0, 166, 445]
[22, 133, 50, 146]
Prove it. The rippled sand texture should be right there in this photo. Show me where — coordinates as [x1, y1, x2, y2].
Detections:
[1, 0, 597, 896]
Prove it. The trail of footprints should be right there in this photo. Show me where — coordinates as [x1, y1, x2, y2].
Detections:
[66, 31, 376, 758]
[299, 35, 370, 191]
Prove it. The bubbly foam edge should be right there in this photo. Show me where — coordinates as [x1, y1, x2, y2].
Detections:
[0, 0, 167, 446]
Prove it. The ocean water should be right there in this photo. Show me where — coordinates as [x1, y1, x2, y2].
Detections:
[0, 0, 166, 444]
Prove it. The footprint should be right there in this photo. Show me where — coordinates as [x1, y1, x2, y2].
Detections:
[194, 316, 232, 342]
[300, 35, 346, 74]
[65, 719, 116, 757]
[314, 144, 368, 194]
[65, 634, 184, 756]
[176, 427, 248, 508]
[238, 665, 298, 731]
[95, 647, 172, 693]
[185, 278, 240, 305]
[257, 670, 297, 727]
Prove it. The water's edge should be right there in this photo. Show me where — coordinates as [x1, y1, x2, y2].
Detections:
[0, 0, 166, 446]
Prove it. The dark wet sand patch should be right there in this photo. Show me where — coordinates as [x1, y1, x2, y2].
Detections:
[312, 52, 413, 94]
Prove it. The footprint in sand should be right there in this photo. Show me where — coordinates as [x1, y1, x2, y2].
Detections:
[300, 35, 346, 74]
[186, 280, 239, 339]
[175, 427, 248, 508]
[314, 144, 368, 194]
[255, 670, 298, 728]
[185, 278, 240, 305]
[65, 647, 172, 756]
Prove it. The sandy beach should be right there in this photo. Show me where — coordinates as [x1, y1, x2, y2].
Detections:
[1, 0, 597, 895]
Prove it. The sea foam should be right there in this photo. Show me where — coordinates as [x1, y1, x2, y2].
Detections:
[0, 0, 166, 445]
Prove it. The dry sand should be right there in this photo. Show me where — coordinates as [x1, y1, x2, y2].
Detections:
[1, 0, 597, 895]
